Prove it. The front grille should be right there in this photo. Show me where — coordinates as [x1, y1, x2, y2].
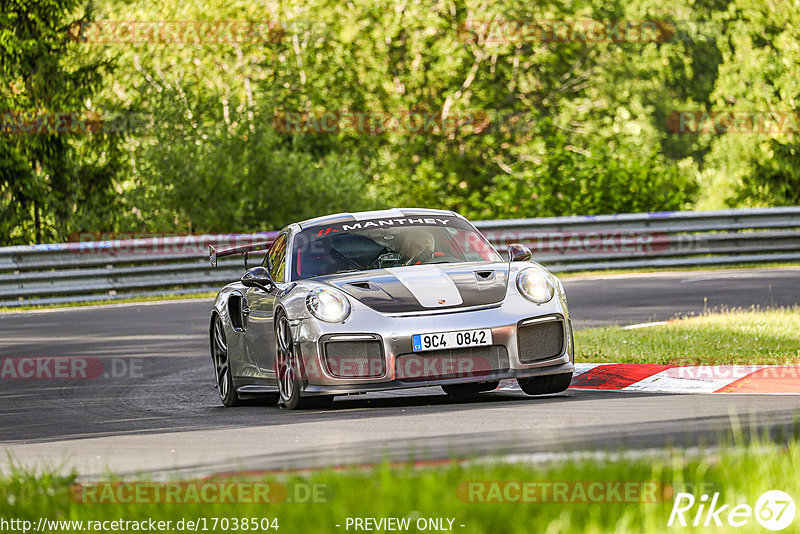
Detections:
[518, 318, 565, 363]
[395, 346, 510, 381]
[323, 340, 385, 378]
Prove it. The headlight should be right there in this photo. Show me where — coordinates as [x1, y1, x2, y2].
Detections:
[516, 267, 555, 304]
[306, 288, 351, 322]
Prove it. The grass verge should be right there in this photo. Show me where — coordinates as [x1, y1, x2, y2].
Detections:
[2, 436, 800, 533]
[575, 307, 800, 365]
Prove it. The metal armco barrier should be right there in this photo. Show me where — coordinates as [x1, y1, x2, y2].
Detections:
[0, 232, 277, 307]
[476, 207, 800, 271]
[1, 207, 798, 307]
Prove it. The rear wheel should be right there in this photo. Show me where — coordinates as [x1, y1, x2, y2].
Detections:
[442, 381, 500, 399]
[517, 373, 573, 396]
[275, 313, 333, 410]
[211, 314, 242, 407]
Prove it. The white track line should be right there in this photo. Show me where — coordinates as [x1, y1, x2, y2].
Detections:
[622, 321, 669, 330]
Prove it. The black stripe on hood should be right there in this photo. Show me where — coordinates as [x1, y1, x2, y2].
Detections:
[321, 270, 425, 313]
[317, 262, 509, 313]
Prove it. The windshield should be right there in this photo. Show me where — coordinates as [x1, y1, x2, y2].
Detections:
[291, 217, 501, 280]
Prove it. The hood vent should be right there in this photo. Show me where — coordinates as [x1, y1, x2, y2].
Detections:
[475, 270, 495, 282]
[348, 281, 374, 291]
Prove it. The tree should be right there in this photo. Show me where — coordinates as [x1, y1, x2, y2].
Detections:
[0, 0, 121, 244]
[698, 0, 800, 207]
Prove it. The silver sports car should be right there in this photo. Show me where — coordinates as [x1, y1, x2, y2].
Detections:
[209, 208, 574, 409]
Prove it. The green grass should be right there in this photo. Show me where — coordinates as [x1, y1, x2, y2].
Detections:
[0, 292, 216, 313]
[576, 307, 800, 366]
[2, 436, 800, 533]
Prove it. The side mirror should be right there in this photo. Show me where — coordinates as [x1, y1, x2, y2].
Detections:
[241, 266, 276, 293]
[507, 243, 532, 262]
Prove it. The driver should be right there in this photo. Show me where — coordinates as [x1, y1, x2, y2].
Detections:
[400, 229, 436, 265]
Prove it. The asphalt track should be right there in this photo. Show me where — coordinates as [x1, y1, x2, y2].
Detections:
[1, 267, 799, 478]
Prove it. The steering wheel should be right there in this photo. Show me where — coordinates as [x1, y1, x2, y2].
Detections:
[404, 248, 435, 266]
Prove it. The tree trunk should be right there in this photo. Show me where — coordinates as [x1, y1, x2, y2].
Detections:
[34, 201, 42, 244]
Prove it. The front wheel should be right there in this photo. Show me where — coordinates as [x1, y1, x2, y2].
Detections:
[211, 314, 242, 407]
[517, 373, 573, 396]
[275, 313, 333, 410]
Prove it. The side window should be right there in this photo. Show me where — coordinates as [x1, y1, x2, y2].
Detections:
[267, 233, 288, 283]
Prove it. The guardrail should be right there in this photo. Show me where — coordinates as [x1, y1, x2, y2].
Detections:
[477, 207, 800, 271]
[1, 207, 798, 307]
[0, 232, 276, 308]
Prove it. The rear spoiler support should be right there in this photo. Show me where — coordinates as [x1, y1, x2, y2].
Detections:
[209, 242, 271, 269]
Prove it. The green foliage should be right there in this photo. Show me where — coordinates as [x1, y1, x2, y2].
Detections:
[2, 0, 797, 244]
[474, 120, 697, 218]
[125, 112, 377, 234]
[0, 0, 122, 244]
[698, 0, 800, 208]
[734, 139, 800, 206]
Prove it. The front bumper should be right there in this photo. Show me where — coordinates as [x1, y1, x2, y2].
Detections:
[302, 360, 574, 395]
[293, 293, 575, 395]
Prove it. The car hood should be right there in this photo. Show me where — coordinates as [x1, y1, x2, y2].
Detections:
[316, 262, 510, 313]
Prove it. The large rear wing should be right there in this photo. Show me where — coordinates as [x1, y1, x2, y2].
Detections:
[209, 241, 272, 269]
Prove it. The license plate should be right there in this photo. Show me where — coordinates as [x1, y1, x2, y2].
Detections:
[412, 329, 493, 352]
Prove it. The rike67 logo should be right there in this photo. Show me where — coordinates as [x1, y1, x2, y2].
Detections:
[669, 490, 796, 531]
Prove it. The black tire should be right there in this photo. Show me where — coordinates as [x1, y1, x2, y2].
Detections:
[211, 314, 243, 407]
[275, 312, 334, 410]
[442, 381, 500, 398]
[517, 373, 573, 396]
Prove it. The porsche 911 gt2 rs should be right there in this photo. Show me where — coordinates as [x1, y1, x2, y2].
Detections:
[209, 208, 574, 409]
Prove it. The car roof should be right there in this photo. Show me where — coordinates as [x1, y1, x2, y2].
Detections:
[297, 208, 461, 229]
